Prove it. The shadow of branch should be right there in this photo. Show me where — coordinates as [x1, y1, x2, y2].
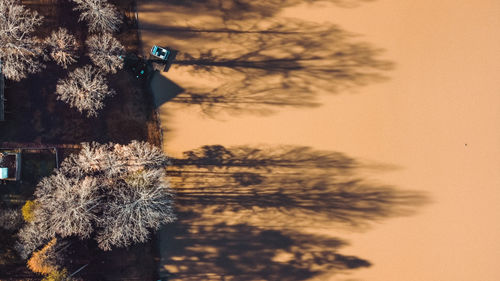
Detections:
[144, 0, 376, 22]
[168, 145, 427, 229]
[159, 145, 427, 280]
[158, 221, 371, 280]
[159, 19, 393, 117]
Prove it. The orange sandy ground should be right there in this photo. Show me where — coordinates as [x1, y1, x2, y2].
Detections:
[139, 1, 500, 280]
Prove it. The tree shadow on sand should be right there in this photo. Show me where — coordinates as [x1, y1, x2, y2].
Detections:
[152, 19, 393, 117]
[168, 145, 426, 229]
[159, 145, 428, 280]
[159, 220, 371, 281]
[145, 0, 375, 22]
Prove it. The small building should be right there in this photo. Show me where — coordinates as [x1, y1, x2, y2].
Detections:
[0, 150, 21, 181]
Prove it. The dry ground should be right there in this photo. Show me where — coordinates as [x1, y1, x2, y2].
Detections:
[135, 1, 427, 281]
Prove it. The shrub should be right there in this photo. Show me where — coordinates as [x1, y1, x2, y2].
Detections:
[42, 268, 70, 281]
[22, 200, 37, 222]
[27, 238, 58, 274]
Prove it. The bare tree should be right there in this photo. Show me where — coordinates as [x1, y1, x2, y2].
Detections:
[55, 65, 116, 117]
[34, 173, 100, 239]
[72, 0, 123, 33]
[97, 169, 176, 250]
[15, 221, 53, 259]
[0, 0, 44, 81]
[44, 28, 79, 69]
[61, 142, 127, 177]
[119, 140, 169, 169]
[16, 141, 175, 257]
[86, 33, 124, 73]
[60, 141, 168, 177]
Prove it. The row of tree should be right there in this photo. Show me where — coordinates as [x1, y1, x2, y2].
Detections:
[0, 0, 124, 117]
[14, 141, 176, 279]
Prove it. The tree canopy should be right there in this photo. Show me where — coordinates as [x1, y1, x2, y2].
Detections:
[16, 141, 176, 259]
[0, 0, 44, 81]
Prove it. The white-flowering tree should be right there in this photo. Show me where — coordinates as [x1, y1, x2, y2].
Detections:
[16, 141, 175, 258]
[44, 28, 79, 69]
[0, 0, 44, 81]
[72, 0, 123, 33]
[55, 65, 115, 117]
[86, 33, 124, 73]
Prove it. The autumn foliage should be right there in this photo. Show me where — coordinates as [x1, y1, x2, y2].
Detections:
[27, 238, 58, 274]
[21, 200, 37, 223]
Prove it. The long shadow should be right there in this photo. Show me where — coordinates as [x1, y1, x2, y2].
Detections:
[171, 20, 392, 86]
[144, 0, 375, 22]
[169, 81, 321, 117]
[168, 145, 426, 229]
[159, 145, 428, 279]
[158, 218, 371, 280]
[147, 19, 393, 116]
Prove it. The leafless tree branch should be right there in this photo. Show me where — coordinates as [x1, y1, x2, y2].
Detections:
[55, 65, 116, 117]
[72, 0, 123, 33]
[44, 28, 79, 69]
[0, 0, 44, 81]
[16, 142, 175, 258]
[86, 33, 124, 73]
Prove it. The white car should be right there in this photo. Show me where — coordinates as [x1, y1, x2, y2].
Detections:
[151, 45, 171, 60]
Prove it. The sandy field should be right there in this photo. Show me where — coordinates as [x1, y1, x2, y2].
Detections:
[138, 0, 500, 280]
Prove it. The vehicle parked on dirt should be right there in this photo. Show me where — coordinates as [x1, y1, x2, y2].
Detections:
[150, 45, 171, 60]
[150, 45, 177, 72]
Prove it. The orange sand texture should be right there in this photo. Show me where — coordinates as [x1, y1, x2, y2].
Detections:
[139, 0, 500, 280]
